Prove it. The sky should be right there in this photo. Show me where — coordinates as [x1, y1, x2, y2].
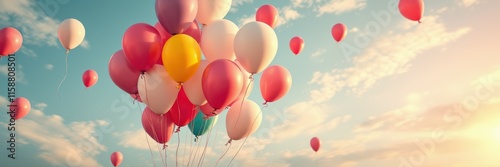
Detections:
[1, 0, 500, 166]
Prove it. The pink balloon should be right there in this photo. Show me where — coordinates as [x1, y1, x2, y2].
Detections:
[9, 97, 31, 120]
[331, 23, 347, 43]
[256, 4, 279, 28]
[181, 20, 202, 44]
[399, 0, 424, 23]
[154, 22, 172, 44]
[310, 137, 320, 152]
[0, 27, 23, 56]
[110, 151, 123, 167]
[82, 69, 98, 88]
[141, 107, 175, 144]
[155, 0, 198, 34]
[108, 50, 142, 94]
[167, 87, 198, 127]
[130, 94, 142, 103]
[202, 59, 244, 112]
[122, 23, 162, 72]
[260, 65, 292, 104]
[200, 102, 224, 117]
[289, 36, 304, 55]
[228, 61, 253, 107]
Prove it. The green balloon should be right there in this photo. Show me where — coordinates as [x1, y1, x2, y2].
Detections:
[188, 111, 218, 138]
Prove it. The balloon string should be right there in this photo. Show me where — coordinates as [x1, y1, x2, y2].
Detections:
[182, 127, 189, 166]
[215, 141, 232, 167]
[226, 105, 264, 167]
[144, 75, 168, 167]
[232, 76, 254, 134]
[57, 52, 69, 99]
[191, 134, 203, 166]
[137, 102, 157, 167]
[176, 130, 180, 167]
[418, 21, 431, 49]
[197, 122, 214, 167]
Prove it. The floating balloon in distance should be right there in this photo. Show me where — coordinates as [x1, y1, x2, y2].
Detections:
[82, 69, 98, 88]
[188, 110, 218, 138]
[399, 0, 424, 23]
[234, 21, 278, 74]
[108, 50, 141, 94]
[122, 23, 162, 72]
[162, 34, 201, 84]
[58, 18, 85, 53]
[183, 60, 208, 106]
[226, 99, 262, 141]
[200, 102, 225, 117]
[167, 87, 197, 127]
[141, 107, 175, 144]
[138, 65, 180, 114]
[9, 97, 31, 120]
[202, 59, 243, 111]
[110, 151, 123, 167]
[156, 0, 198, 34]
[0, 27, 23, 56]
[256, 4, 279, 28]
[289, 36, 304, 55]
[260, 65, 292, 104]
[310, 137, 320, 152]
[196, 0, 232, 26]
[201, 19, 238, 62]
[130, 94, 142, 103]
[331, 23, 347, 43]
[228, 60, 253, 107]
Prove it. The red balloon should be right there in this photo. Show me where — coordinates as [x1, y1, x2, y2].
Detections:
[9, 97, 31, 120]
[0, 27, 23, 56]
[256, 4, 279, 28]
[108, 50, 142, 94]
[141, 107, 175, 144]
[331, 23, 347, 43]
[82, 69, 98, 88]
[260, 65, 292, 103]
[310, 137, 320, 152]
[167, 87, 198, 127]
[122, 23, 162, 72]
[398, 0, 424, 23]
[289, 36, 304, 55]
[200, 103, 224, 117]
[110, 151, 123, 167]
[202, 59, 244, 112]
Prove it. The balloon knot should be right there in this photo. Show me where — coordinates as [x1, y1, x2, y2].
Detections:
[65, 49, 69, 54]
[225, 139, 232, 146]
[194, 137, 199, 142]
[176, 83, 182, 89]
[249, 74, 254, 80]
[172, 33, 178, 36]
[163, 144, 168, 149]
[225, 106, 229, 110]
[175, 126, 181, 133]
[263, 102, 268, 107]
[202, 115, 210, 120]
[418, 20, 421, 24]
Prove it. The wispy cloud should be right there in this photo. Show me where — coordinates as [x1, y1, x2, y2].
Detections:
[461, 0, 480, 7]
[315, 0, 367, 16]
[0, 64, 27, 84]
[230, 0, 253, 12]
[311, 48, 327, 57]
[45, 64, 54, 70]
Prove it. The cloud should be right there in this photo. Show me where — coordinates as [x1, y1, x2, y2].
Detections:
[237, 14, 255, 27]
[311, 48, 327, 57]
[315, 0, 367, 16]
[230, 0, 253, 12]
[276, 6, 303, 27]
[461, 0, 480, 7]
[45, 64, 54, 70]
[0, 95, 8, 110]
[19, 46, 38, 57]
[308, 15, 470, 103]
[0, 104, 107, 167]
[0, 64, 27, 84]
[350, 27, 360, 33]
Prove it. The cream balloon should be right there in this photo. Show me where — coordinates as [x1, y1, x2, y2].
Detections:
[233, 21, 278, 74]
[58, 18, 86, 52]
[138, 65, 180, 114]
[226, 99, 262, 140]
[201, 19, 238, 62]
[196, 0, 232, 26]
[183, 60, 209, 106]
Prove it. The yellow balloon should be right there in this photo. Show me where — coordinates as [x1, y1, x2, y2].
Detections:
[162, 34, 201, 84]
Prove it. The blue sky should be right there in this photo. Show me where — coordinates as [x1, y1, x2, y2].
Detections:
[1, 0, 500, 166]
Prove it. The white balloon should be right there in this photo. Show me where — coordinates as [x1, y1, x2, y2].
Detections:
[233, 21, 278, 74]
[138, 65, 180, 114]
[226, 99, 262, 140]
[183, 60, 208, 106]
[58, 18, 86, 51]
[196, 0, 232, 26]
[201, 19, 238, 62]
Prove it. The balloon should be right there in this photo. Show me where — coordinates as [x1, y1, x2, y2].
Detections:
[289, 36, 304, 55]
[196, 0, 232, 26]
[188, 110, 218, 138]
[399, 0, 424, 23]
[0, 27, 23, 56]
[154, 22, 172, 44]
[82, 69, 98, 88]
[167, 87, 197, 127]
[200, 19, 238, 62]
[162, 34, 201, 84]
[181, 20, 202, 44]
[141, 107, 175, 144]
[130, 94, 142, 103]
[256, 4, 279, 28]
[202, 59, 244, 111]
[108, 50, 142, 94]
[110, 151, 123, 167]
[200, 103, 225, 117]
[155, 0, 198, 34]
[310, 137, 320, 152]
[138, 65, 180, 114]
[183, 60, 208, 106]
[122, 23, 162, 72]
[332, 23, 347, 43]
[9, 97, 31, 120]
[226, 99, 262, 140]
[57, 18, 85, 52]
[228, 61, 253, 107]
[260, 65, 292, 103]
[234, 21, 278, 74]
